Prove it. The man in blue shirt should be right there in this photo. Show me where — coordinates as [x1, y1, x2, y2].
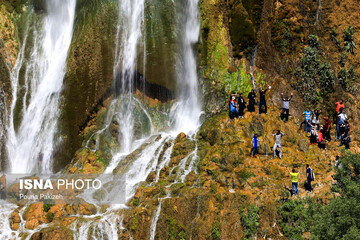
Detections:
[251, 133, 259, 157]
[303, 108, 312, 133]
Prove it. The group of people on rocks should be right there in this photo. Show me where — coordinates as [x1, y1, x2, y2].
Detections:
[229, 85, 271, 119]
[229, 89, 353, 196]
[302, 99, 351, 150]
[229, 88, 352, 153]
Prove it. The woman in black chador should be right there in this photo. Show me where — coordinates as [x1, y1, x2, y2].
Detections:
[247, 89, 256, 112]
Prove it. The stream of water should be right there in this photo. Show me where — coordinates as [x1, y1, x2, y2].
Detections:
[6, 0, 76, 174]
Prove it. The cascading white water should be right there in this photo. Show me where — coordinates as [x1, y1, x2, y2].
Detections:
[113, 0, 145, 153]
[171, 0, 202, 134]
[6, 0, 76, 174]
[316, 0, 322, 24]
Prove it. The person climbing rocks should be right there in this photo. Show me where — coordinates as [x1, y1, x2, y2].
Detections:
[290, 169, 299, 196]
[323, 116, 331, 141]
[229, 95, 239, 120]
[237, 92, 247, 118]
[303, 108, 312, 133]
[273, 130, 284, 159]
[259, 85, 271, 115]
[336, 109, 347, 140]
[318, 126, 325, 149]
[339, 121, 350, 147]
[251, 133, 259, 157]
[281, 92, 293, 122]
[247, 89, 256, 112]
[334, 99, 345, 123]
[312, 109, 321, 131]
[306, 164, 314, 192]
[310, 126, 318, 145]
[335, 100, 345, 114]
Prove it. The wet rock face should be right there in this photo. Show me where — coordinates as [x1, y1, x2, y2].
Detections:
[30, 227, 73, 240]
[114, 70, 175, 102]
[58, 2, 118, 171]
[229, 0, 264, 58]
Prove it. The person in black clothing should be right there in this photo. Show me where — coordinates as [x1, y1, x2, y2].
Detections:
[247, 89, 256, 112]
[259, 85, 271, 114]
[237, 93, 247, 118]
[339, 121, 350, 147]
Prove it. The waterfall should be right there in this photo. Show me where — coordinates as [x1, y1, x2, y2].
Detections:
[171, 0, 202, 134]
[6, 0, 76, 174]
[113, 0, 145, 153]
[316, 0, 321, 24]
[250, 47, 258, 88]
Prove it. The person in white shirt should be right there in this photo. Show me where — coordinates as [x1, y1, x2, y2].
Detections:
[273, 130, 284, 159]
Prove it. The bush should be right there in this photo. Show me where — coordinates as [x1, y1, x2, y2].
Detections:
[319, 62, 335, 95]
[338, 66, 356, 93]
[330, 28, 342, 49]
[308, 35, 319, 49]
[339, 52, 347, 67]
[343, 26, 357, 54]
[311, 153, 360, 240]
[278, 199, 318, 239]
[211, 221, 221, 240]
[43, 203, 53, 212]
[46, 212, 54, 222]
[296, 35, 335, 102]
[241, 204, 260, 239]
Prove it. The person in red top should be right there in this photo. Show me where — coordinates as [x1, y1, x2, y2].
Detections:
[318, 126, 325, 149]
[324, 117, 331, 141]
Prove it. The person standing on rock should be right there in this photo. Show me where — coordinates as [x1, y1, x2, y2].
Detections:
[259, 85, 271, 115]
[273, 130, 284, 159]
[247, 89, 256, 112]
[310, 126, 318, 145]
[251, 133, 259, 157]
[303, 108, 312, 133]
[229, 96, 239, 120]
[281, 92, 293, 122]
[312, 109, 321, 130]
[334, 99, 345, 123]
[237, 92, 247, 118]
[290, 169, 299, 196]
[336, 109, 347, 141]
[339, 121, 350, 147]
[323, 116, 332, 142]
[306, 164, 314, 192]
[318, 126, 326, 149]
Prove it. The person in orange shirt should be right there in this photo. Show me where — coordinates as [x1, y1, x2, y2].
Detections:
[335, 100, 345, 113]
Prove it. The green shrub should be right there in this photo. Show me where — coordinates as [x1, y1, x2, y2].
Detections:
[343, 26, 357, 54]
[330, 28, 342, 49]
[43, 203, 53, 213]
[279, 198, 319, 240]
[236, 169, 254, 185]
[338, 66, 356, 93]
[311, 153, 360, 240]
[241, 204, 260, 239]
[211, 221, 221, 240]
[339, 52, 347, 67]
[308, 35, 319, 48]
[46, 212, 54, 222]
[296, 35, 335, 102]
